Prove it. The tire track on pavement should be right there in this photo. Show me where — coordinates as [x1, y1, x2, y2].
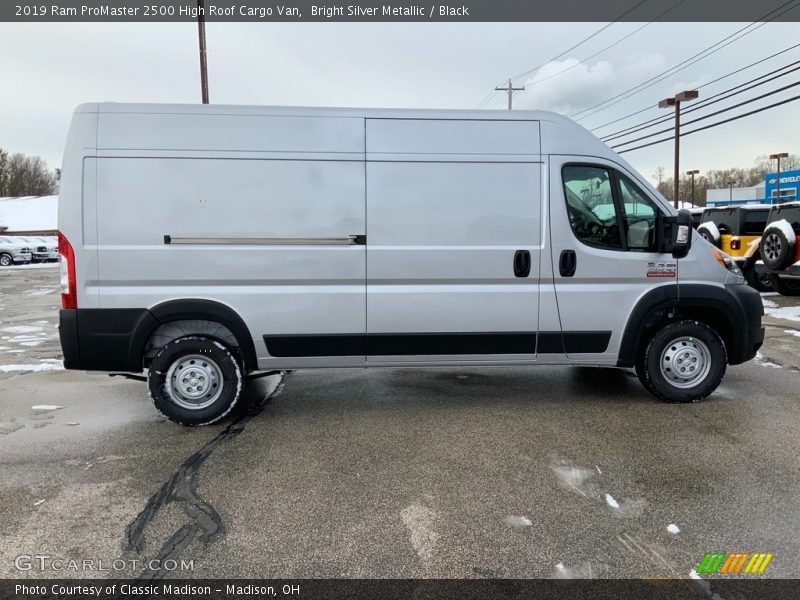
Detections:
[124, 372, 288, 579]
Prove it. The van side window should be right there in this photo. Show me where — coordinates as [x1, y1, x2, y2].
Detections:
[562, 165, 623, 250]
[616, 174, 659, 251]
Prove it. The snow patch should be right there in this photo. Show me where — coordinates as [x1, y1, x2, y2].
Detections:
[31, 405, 64, 412]
[764, 304, 800, 323]
[667, 524, 680, 534]
[755, 351, 782, 369]
[400, 504, 439, 561]
[0, 362, 63, 373]
[1, 325, 43, 334]
[605, 494, 619, 509]
[13, 262, 59, 270]
[761, 298, 778, 308]
[503, 515, 532, 527]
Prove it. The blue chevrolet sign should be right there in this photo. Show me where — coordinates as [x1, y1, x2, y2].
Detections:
[765, 168, 800, 203]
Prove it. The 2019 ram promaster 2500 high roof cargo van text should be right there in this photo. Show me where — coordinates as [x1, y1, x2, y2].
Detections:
[57, 103, 764, 425]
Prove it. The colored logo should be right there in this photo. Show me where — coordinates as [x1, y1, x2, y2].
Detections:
[696, 552, 773, 575]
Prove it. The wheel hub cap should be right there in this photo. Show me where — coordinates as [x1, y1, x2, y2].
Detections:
[763, 233, 781, 262]
[165, 354, 223, 410]
[660, 337, 712, 389]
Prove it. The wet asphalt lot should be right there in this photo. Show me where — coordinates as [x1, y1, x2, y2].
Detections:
[1, 265, 800, 581]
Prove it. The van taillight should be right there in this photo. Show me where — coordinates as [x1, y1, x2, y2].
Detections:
[58, 231, 77, 309]
[730, 238, 741, 250]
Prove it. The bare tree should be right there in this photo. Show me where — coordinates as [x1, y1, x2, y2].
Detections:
[0, 148, 9, 196]
[3, 152, 57, 196]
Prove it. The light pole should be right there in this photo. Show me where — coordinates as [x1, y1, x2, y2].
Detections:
[197, 0, 209, 104]
[686, 169, 699, 206]
[770, 152, 789, 203]
[659, 90, 699, 209]
[728, 179, 736, 204]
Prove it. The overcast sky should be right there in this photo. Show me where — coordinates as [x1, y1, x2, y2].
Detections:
[1, 21, 798, 184]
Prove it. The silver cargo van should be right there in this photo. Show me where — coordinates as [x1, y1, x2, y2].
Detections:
[57, 103, 764, 425]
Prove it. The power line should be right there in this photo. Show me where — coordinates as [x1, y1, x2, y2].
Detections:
[615, 93, 800, 154]
[478, 0, 652, 108]
[611, 79, 800, 148]
[590, 41, 800, 132]
[570, 0, 800, 120]
[601, 60, 800, 142]
[505, 0, 651, 84]
[518, 0, 689, 90]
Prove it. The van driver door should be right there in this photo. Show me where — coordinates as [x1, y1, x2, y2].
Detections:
[548, 156, 678, 362]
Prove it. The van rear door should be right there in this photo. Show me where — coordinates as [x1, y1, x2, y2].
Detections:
[365, 118, 542, 363]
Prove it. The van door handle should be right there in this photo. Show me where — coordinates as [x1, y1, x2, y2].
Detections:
[559, 250, 576, 277]
[513, 250, 531, 278]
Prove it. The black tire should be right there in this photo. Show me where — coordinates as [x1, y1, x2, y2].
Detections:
[148, 336, 243, 426]
[697, 224, 720, 248]
[636, 320, 726, 403]
[743, 261, 773, 292]
[759, 228, 794, 270]
[0, 253, 12, 267]
[769, 274, 800, 297]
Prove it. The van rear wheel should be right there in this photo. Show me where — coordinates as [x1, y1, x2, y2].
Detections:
[636, 320, 726, 403]
[148, 336, 243, 426]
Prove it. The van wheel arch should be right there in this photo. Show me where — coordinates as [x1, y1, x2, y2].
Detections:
[132, 299, 257, 372]
[617, 285, 741, 369]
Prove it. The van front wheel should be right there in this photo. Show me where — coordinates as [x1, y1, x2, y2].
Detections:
[148, 336, 243, 426]
[636, 321, 726, 403]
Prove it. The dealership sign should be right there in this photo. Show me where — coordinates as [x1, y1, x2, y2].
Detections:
[765, 168, 800, 203]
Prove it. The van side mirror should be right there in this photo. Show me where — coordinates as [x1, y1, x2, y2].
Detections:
[660, 209, 693, 258]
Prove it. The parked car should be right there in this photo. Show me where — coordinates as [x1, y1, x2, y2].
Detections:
[28, 236, 59, 262]
[0, 237, 33, 266]
[58, 103, 764, 425]
[16, 235, 58, 263]
[756, 202, 800, 296]
[697, 205, 772, 291]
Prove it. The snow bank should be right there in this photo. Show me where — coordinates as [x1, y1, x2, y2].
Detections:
[0, 195, 57, 231]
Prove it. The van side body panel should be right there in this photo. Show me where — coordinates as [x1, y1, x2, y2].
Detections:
[58, 103, 760, 375]
[94, 111, 367, 369]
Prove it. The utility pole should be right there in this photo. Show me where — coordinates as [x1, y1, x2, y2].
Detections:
[495, 79, 525, 110]
[686, 169, 699, 206]
[197, 0, 209, 104]
[659, 90, 699, 209]
[770, 152, 789, 203]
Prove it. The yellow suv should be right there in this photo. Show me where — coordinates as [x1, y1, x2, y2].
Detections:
[697, 206, 771, 291]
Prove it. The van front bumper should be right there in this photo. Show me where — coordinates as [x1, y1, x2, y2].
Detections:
[725, 283, 764, 364]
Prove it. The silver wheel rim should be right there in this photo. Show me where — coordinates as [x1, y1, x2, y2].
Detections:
[0, 255, 10, 266]
[763, 233, 782, 263]
[165, 354, 224, 410]
[700, 231, 712, 242]
[659, 337, 712, 389]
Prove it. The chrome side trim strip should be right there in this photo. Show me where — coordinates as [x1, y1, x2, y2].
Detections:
[164, 235, 364, 246]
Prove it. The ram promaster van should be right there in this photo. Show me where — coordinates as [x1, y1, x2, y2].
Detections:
[58, 104, 764, 425]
